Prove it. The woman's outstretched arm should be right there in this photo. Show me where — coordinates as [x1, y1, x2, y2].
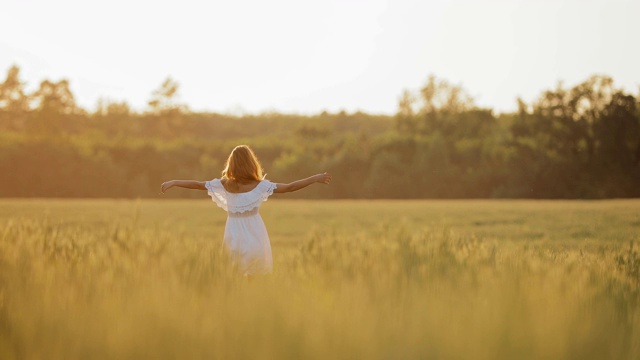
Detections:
[161, 180, 206, 193]
[273, 173, 331, 194]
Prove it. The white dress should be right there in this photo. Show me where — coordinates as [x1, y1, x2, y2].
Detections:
[204, 179, 278, 275]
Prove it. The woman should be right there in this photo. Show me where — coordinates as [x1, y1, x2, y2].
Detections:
[161, 145, 331, 276]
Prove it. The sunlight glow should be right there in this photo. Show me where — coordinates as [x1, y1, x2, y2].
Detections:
[1, 0, 638, 114]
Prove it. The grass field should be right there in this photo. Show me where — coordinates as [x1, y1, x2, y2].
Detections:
[1, 199, 639, 359]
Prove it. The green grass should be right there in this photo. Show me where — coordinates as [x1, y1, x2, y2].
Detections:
[0, 199, 639, 359]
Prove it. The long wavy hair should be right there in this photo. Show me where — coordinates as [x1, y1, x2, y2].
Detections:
[221, 145, 265, 188]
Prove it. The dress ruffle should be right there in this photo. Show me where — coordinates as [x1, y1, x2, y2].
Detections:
[205, 179, 277, 214]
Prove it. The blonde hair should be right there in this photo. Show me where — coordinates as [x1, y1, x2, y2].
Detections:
[221, 145, 265, 186]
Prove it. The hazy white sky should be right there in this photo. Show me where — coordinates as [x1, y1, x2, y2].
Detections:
[1, 0, 639, 114]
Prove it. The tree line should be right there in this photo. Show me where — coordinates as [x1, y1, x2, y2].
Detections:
[1, 65, 639, 198]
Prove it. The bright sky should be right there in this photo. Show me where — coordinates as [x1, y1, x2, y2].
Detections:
[1, 0, 639, 115]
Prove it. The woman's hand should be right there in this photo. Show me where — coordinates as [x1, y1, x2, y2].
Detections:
[315, 172, 332, 184]
[160, 180, 174, 194]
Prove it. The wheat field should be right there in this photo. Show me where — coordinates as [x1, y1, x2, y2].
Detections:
[0, 199, 639, 359]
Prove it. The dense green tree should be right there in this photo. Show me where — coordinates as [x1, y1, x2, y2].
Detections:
[593, 93, 640, 196]
[32, 79, 79, 115]
[509, 76, 640, 198]
[147, 77, 187, 115]
[0, 65, 638, 199]
[95, 98, 132, 117]
[397, 75, 475, 135]
[0, 65, 29, 113]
